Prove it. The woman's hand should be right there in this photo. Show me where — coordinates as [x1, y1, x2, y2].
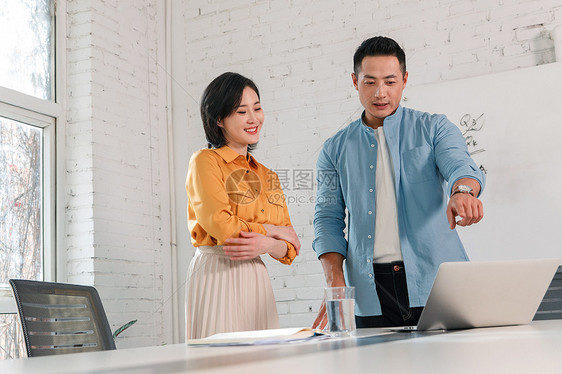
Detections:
[262, 224, 301, 255]
[223, 231, 287, 261]
[312, 298, 328, 330]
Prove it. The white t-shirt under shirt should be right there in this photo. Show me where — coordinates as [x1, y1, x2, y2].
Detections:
[373, 126, 403, 263]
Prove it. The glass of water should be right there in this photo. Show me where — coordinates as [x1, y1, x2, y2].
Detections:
[325, 286, 356, 337]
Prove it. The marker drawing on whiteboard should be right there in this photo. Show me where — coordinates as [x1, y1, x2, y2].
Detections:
[459, 113, 487, 174]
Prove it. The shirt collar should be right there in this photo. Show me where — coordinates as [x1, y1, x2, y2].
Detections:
[213, 145, 258, 167]
[383, 105, 403, 129]
[359, 105, 404, 134]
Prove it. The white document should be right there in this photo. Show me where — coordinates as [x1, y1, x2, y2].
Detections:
[187, 327, 328, 346]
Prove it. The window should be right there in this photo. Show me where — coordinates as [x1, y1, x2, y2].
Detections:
[0, 117, 43, 283]
[0, 0, 54, 100]
[0, 0, 59, 360]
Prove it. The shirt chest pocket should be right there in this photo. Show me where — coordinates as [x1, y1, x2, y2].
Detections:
[225, 172, 261, 216]
[401, 146, 437, 184]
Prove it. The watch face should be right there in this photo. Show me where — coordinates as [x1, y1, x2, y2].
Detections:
[458, 185, 473, 193]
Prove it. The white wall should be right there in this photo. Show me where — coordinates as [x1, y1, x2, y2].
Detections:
[170, 0, 562, 340]
[65, 0, 173, 348]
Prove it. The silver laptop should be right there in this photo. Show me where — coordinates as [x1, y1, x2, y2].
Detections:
[398, 258, 560, 331]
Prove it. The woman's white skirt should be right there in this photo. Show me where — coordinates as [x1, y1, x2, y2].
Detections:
[185, 245, 280, 339]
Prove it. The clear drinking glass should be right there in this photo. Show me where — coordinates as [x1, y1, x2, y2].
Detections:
[325, 286, 356, 337]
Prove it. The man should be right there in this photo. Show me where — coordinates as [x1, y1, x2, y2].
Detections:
[312, 36, 485, 328]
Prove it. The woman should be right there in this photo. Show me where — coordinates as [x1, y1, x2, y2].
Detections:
[185, 72, 301, 339]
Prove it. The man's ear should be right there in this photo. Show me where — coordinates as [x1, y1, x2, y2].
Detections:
[402, 71, 408, 88]
[352, 73, 359, 91]
[217, 120, 223, 128]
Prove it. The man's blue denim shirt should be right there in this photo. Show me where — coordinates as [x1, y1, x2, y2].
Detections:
[313, 105, 485, 317]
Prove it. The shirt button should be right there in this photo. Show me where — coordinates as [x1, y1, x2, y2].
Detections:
[371, 144, 375, 148]
[368, 235, 372, 239]
[369, 165, 374, 169]
[368, 211, 372, 215]
[366, 259, 371, 263]
[369, 188, 373, 193]
[368, 274, 373, 278]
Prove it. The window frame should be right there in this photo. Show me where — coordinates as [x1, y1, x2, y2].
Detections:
[0, 0, 64, 314]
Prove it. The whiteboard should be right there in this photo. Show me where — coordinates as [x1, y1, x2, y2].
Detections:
[403, 62, 562, 261]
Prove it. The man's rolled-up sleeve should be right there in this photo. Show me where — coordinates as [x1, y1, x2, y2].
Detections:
[433, 116, 486, 197]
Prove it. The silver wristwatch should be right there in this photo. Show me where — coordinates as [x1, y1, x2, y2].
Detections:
[452, 184, 474, 197]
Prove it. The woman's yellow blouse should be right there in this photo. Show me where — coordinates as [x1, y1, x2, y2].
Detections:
[186, 146, 296, 265]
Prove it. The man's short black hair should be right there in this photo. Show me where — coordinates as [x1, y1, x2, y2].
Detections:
[353, 36, 406, 77]
[200, 72, 260, 151]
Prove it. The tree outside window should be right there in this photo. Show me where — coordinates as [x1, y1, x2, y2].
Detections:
[0, 118, 42, 359]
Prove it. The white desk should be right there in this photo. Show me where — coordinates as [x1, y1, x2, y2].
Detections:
[2, 320, 562, 373]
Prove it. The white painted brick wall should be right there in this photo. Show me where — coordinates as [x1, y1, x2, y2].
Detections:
[66, 0, 172, 348]
[175, 0, 562, 329]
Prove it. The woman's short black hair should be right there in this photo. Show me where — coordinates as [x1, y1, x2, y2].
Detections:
[200, 72, 260, 151]
[353, 36, 406, 77]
